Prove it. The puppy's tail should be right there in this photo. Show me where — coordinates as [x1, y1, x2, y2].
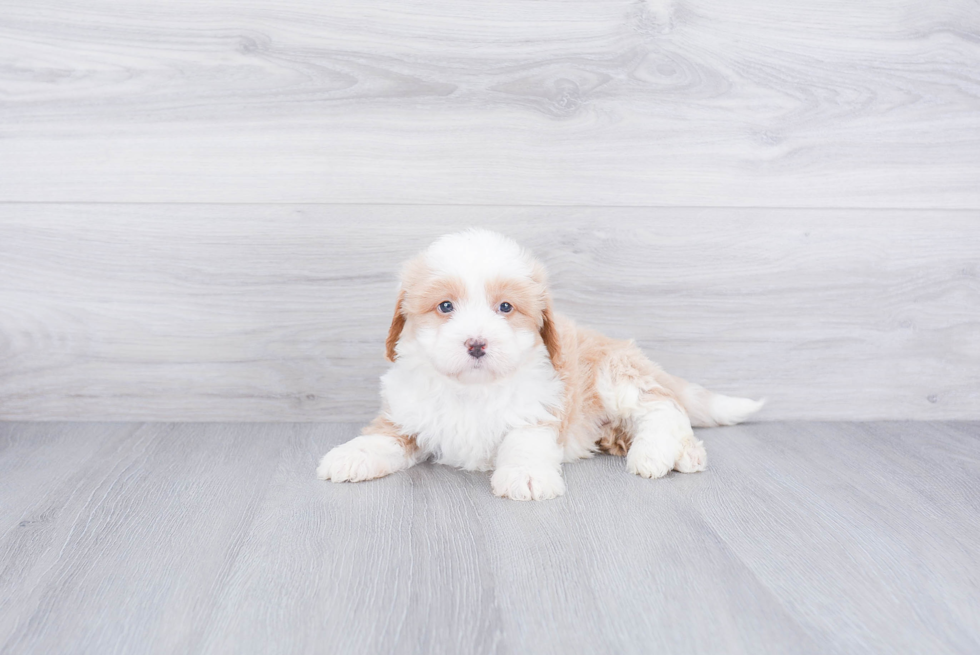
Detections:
[654, 370, 765, 428]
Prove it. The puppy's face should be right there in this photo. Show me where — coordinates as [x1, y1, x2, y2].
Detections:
[386, 230, 560, 383]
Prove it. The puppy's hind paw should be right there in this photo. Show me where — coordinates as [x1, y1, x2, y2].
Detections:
[674, 438, 707, 473]
[491, 465, 566, 501]
[626, 440, 675, 479]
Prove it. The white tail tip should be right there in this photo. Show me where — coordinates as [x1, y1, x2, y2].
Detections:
[707, 395, 766, 427]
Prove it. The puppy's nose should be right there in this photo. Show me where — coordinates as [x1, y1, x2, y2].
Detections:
[465, 338, 487, 359]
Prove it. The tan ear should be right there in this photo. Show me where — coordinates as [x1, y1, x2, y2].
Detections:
[540, 302, 562, 367]
[385, 290, 406, 362]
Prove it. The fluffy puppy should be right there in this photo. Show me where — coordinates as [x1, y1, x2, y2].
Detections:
[318, 230, 763, 500]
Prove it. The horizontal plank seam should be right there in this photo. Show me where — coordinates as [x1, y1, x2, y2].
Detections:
[0, 201, 978, 211]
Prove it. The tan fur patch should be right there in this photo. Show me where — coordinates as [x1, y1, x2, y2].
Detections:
[385, 290, 407, 362]
[404, 275, 467, 315]
[363, 414, 418, 455]
[486, 276, 548, 334]
[539, 304, 562, 367]
[597, 424, 631, 457]
[386, 253, 467, 361]
[547, 314, 687, 457]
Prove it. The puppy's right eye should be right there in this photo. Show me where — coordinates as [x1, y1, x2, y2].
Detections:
[438, 301, 454, 314]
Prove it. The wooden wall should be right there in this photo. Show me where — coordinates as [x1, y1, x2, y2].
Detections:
[1, 0, 978, 420]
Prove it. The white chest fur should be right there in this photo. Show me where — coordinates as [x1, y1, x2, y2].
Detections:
[380, 347, 563, 471]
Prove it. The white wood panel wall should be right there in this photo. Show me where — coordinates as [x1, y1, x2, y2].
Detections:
[1, 0, 978, 206]
[1, 206, 977, 421]
[2, 0, 978, 421]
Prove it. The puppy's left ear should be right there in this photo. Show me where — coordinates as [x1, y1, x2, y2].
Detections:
[530, 259, 562, 367]
[385, 290, 406, 362]
[540, 301, 563, 368]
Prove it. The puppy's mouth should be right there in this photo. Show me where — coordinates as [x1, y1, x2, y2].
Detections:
[454, 352, 499, 382]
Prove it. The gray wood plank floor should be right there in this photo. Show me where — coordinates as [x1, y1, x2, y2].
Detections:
[1, 421, 977, 654]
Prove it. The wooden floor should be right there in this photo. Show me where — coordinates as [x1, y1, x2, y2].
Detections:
[1, 421, 977, 654]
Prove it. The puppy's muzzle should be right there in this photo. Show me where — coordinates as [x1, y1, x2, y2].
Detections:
[465, 338, 487, 359]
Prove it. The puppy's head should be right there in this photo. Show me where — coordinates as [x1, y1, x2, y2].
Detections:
[386, 229, 560, 383]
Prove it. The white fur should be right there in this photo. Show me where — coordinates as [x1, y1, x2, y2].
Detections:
[317, 435, 419, 482]
[385, 338, 563, 471]
[412, 299, 537, 385]
[491, 424, 566, 500]
[708, 394, 767, 427]
[669, 376, 766, 428]
[424, 230, 535, 284]
[625, 399, 702, 479]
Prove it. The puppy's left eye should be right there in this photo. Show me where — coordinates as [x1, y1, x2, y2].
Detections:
[498, 302, 513, 313]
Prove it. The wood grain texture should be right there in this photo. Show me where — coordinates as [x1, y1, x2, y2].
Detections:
[0, 421, 978, 654]
[2, 205, 977, 421]
[1, 0, 978, 206]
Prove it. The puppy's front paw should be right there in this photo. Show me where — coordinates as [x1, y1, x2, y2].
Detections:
[316, 435, 409, 483]
[491, 466, 566, 501]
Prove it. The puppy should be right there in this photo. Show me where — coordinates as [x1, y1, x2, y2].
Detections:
[317, 229, 763, 500]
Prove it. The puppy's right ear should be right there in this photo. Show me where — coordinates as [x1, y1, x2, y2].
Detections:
[385, 290, 406, 362]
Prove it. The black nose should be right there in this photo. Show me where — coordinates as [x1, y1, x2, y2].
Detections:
[465, 338, 487, 359]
